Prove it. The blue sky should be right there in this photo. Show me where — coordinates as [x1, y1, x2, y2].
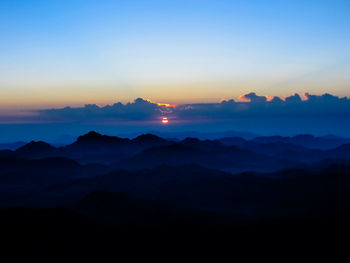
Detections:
[1, 0, 350, 110]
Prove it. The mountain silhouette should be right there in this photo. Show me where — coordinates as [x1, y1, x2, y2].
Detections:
[60, 131, 172, 164]
[74, 131, 129, 145]
[2, 131, 350, 172]
[16, 141, 58, 158]
[1, 131, 350, 260]
[252, 134, 350, 150]
[121, 141, 295, 172]
[0, 141, 26, 151]
[133, 133, 169, 145]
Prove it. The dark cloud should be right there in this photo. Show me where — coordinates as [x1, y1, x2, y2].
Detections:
[269, 96, 284, 104]
[285, 93, 302, 103]
[39, 98, 172, 122]
[240, 92, 267, 103]
[1, 92, 350, 140]
[33, 92, 350, 123]
[304, 93, 348, 103]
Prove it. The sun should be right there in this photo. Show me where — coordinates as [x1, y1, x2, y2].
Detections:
[161, 117, 169, 124]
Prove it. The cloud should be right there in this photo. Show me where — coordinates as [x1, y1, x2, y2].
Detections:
[3, 92, 348, 128]
[238, 92, 267, 103]
[269, 96, 284, 104]
[1, 92, 350, 138]
[304, 93, 348, 104]
[174, 92, 350, 120]
[285, 93, 302, 103]
[38, 98, 172, 122]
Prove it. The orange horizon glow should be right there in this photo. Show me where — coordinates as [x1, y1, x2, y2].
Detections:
[157, 103, 177, 108]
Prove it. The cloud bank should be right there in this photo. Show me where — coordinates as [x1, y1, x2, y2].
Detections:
[38, 98, 171, 122]
[1, 92, 350, 140]
[34, 92, 350, 123]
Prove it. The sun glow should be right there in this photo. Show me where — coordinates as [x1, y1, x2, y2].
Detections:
[161, 117, 169, 124]
[157, 103, 176, 108]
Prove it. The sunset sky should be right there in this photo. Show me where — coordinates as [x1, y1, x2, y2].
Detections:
[1, 0, 350, 110]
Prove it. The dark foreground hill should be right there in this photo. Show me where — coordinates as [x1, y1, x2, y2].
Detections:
[1, 188, 350, 261]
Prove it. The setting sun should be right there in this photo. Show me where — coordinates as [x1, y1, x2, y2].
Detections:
[162, 117, 169, 124]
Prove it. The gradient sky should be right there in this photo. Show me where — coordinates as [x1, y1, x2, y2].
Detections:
[1, 0, 350, 110]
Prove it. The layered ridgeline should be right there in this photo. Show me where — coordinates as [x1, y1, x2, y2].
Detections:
[1, 130, 350, 208]
[1, 131, 350, 171]
[1, 131, 350, 259]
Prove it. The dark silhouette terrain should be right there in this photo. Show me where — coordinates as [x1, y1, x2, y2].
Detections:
[1, 131, 350, 260]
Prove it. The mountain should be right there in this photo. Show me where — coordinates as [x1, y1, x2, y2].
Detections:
[61, 131, 172, 165]
[132, 133, 170, 147]
[1, 131, 350, 172]
[326, 143, 350, 159]
[220, 138, 307, 156]
[7, 161, 350, 216]
[252, 134, 350, 150]
[0, 140, 60, 160]
[15, 141, 58, 159]
[271, 143, 350, 163]
[0, 156, 109, 207]
[0, 141, 26, 150]
[219, 137, 248, 146]
[1, 164, 233, 208]
[1, 132, 350, 260]
[120, 140, 296, 172]
[73, 131, 129, 145]
[121, 144, 205, 169]
[120, 130, 259, 140]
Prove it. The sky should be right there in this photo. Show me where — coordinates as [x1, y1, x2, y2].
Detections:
[1, 0, 350, 111]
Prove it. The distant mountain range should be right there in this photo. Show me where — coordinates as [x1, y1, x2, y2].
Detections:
[1, 131, 350, 259]
[1, 131, 350, 172]
[0, 130, 350, 208]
